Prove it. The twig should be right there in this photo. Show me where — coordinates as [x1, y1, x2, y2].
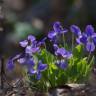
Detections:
[5, 91, 17, 96]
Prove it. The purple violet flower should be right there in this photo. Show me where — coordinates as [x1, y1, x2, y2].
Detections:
[70, 25, 81, 36]
[86, 42, 95, 52]
[53, 21, 67, 34]
[53, 44, 59, 50]
[28, 35, 36, 43]
[56, 60, 68, 69]
[37, 37, 47, 48]
[25, 46, 40, 55]
[19, 35, 40, 55]
[19, 40, 28, 47]
[17, 56, 35, 68]
[55, 47, 72, 59]
[76, 25, 96, 52]
[6, 59, 14, 71]
[76, 33, 87, 44]
[85, 25, 94, 36]
[17, 57, 26, 64]
[19, 35, 36, 47]
[29, 60, 47, 80]
[48, 31, 57, 39]
[48, 22, 68, 42]
[6, 54, 23, 71]
[19, 35, 36, 48]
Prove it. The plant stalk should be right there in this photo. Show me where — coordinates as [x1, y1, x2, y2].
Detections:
[1, 57, 5, 89]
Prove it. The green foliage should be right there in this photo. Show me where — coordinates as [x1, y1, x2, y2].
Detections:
[28, 44, 94, 92]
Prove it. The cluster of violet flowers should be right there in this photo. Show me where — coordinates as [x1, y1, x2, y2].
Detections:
[6, 21, 95, 82]
[7, 35, 48, 80]
[48, 22, 72, 69]
[70, 24, 96, 52]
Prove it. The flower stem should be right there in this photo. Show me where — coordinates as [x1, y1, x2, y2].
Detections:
[44, 43, 54, 89]
[87, 49, 92, 63]
[72, 33, 75, 66]
[72, 33, 74, 52]
[63, 33, 65, 47]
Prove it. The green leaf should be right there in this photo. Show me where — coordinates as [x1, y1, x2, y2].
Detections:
[73, 44, 84, 58]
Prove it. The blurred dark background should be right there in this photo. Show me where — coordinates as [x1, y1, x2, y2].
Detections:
[1, 0, 96, 56]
